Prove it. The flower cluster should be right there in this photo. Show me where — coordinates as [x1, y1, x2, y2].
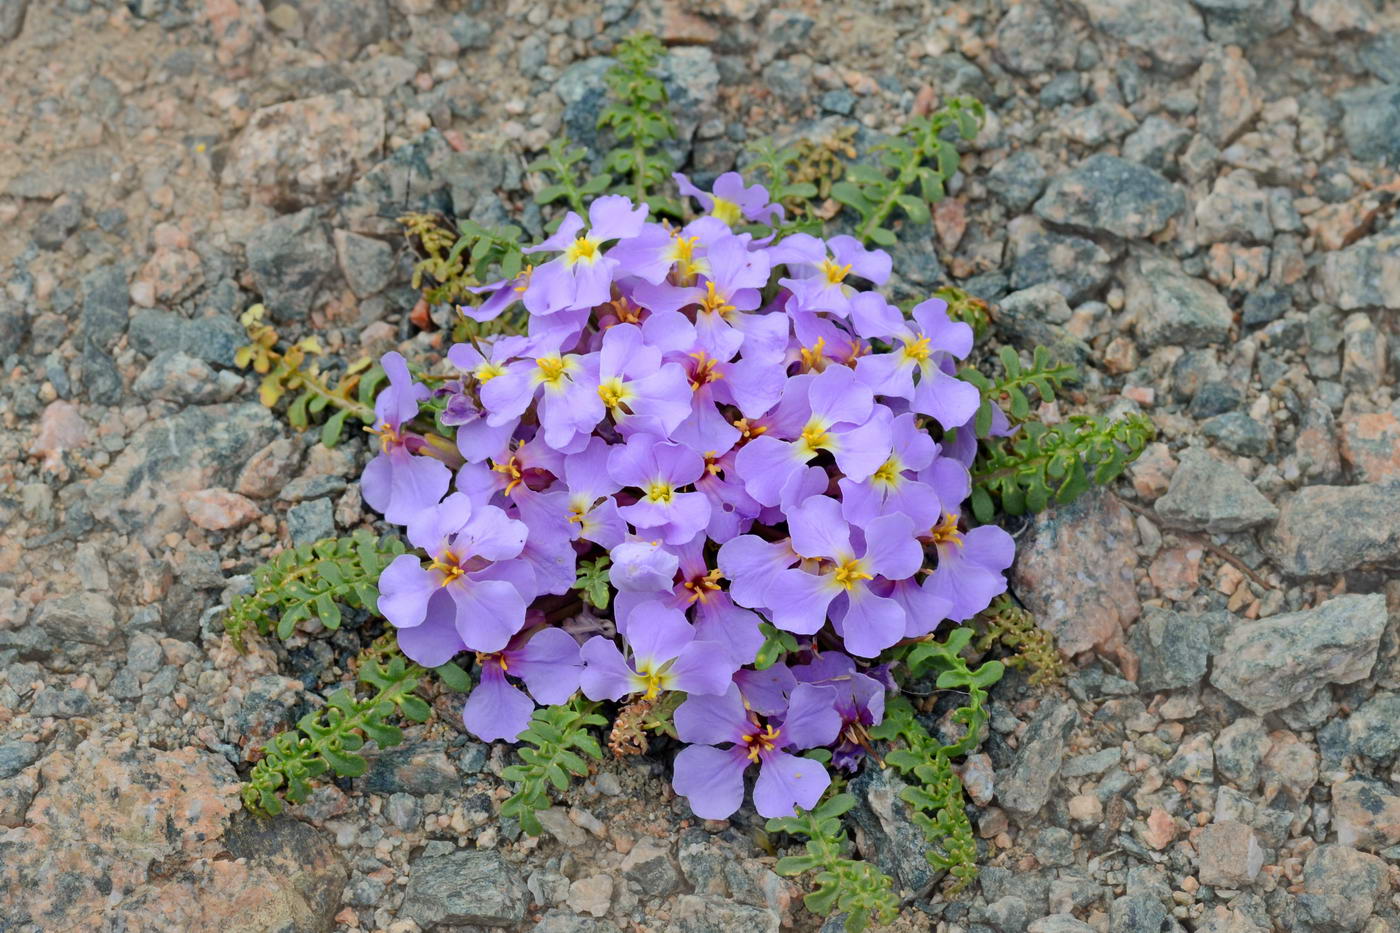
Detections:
[363, 174, 1013, 819]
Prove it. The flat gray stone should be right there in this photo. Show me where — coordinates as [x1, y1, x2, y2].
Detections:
[1035, 154, 1184, 239]
[401, 849, 528, 929]
[1155, 448, 1278, 533]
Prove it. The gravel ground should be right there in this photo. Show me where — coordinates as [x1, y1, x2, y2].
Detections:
[2, 1, 1400, 931]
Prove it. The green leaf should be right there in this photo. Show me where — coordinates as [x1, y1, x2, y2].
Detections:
[433, 661, 471, 692]
[894, 193, 930, 224]
[321, 409, 350, 448]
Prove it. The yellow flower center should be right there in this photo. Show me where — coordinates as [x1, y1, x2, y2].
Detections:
[564, 235, 601, 266]
[598, 377, 629, 409]
[833, 557, 873, 591]
[668, 234, 699, 264]
[428, 549, 466, 587]
[872, 456, 902, 487]
[799, 418, 833, 453]
[646, 480, 674, 503]
[901, 335, 931, 363]
[511, 264, 534, 293]
[698, 280, 735, 318]
[821, 259, 852, 285]
[493, 455, 524, 495]
[367, 421, 403, 453]
[741, 723, 782, 762]
[475, 651, 510, 671]
[688, 352, 723, 391]
[636, 664, 666, 701]
[930, 512, 963, 548]
[682, 568, 724, 605]
[473, 362, 505, 383]
[733, 418, 766, 442]
[799, 336, 827, 372]
[710, 196, 742, 227]
[536, 354, 570, 385]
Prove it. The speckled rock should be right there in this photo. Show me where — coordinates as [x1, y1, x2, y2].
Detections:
[1035, 154, 1185, 239]
[400, 847, 529, 928]
[1319, 232, 1400, 310]
[1126, 252, 1233, 349]
[1128, 607, 1211, 692]
[1068, 0, 1208, 75]
[1332, 779, 1400, 852]
[1299, 844, 1388, 932]
[1155, 447, 1277, 533]
[1198, 821, 1264, 888]
[222, 91, 386, 210]
[996, 699, 1079, 824]
[1010, 489, 1140, 661]
[1194, 0, 1294, 45]
[1210, 594, 1386, 715]
[1267, 481, 1400, 575]
[1194, 47, 1260, 146]
[1006, 216, 1117, 304]
[1340, 412, 1400, 482]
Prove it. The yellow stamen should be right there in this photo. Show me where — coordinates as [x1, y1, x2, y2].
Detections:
[929, 512, 963, 548]
[682, 568, 724, 605]
[366, 421, 402, 454]
[820, 259, 852, 285]
[536, 354, 570, 385]
[564, 235, 601, 266]
[703, 451, 723, 475]
[688, 352, 723, 390]
[799, 418, 833, 454]
[832, 557, 873, 591]
[901, 335, 931, 363]
[872, 456, 902, 487]
[667, 234, 699, 264]
[741, 724, 782, 762]
[428, 549, 466, 587]
[733, 418, 767, 441]
[799, 336, 827, 372]
[698, 280, 735, 318]
[598, 377, 629, 409]
[493, 455, 524, 495]
[646, 480, 674, 503]
[473, 362, 505, 383]
[474, 651, 509, 672]
[511, 264, 535, 293]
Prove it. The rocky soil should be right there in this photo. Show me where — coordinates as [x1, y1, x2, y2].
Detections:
[2, 0, 1400, 931]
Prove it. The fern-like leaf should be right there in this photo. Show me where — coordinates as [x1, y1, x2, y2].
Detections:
[500, 697, 607, 835]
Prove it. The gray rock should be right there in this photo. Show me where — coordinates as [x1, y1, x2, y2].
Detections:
[997, 700, 1078, 823]
[6, 149, 115, 200]
[1007, 216, 1117, 304]
[80, 342, 123, 405]
[386, 793, 422, 831]
[32, 591, 119, 647]
[30, 688, 92, 719]
[974, 895, 1030, 933]
[1299, 844, 1387, 932]
[534, 910, 623, 933]
[556, 57, 616, 154]
[1267, 481, 1400, 575]
[1122, 116, 1192, 172]
[1155, 448, 1277, 533]
[1033, 827, 1074, 868]
[994, 284, 1091, 365]
[1332, 779, 1400, 852]
[339, 130, 456, 237]
[1109, 894, 1171, 933]
[667, 894, 779, 933]
[1040, 72, 1085, 108]
[987, 150, 1048, 213]
[1198, 821, 1265, 888]
[1194, 0, 1295, 45]
[304, 0, 388, 60]
[1210, 594, 1387, 715]
[1035, 154, 1184, 239]
[247, 208, 336, 322]
[1028, 915, 1096, 933]
[128, 308, 247, 368]
[1060, 101, 1138, 147]
[362, 743, 460, 795]
[1061, 747, 1122, 779]
[333, 230, 397, 299]
[1341, 85, 1400, 167]
[1320, 232, 1400, 311]
[0, 294, 27, 357]
[1068, 0, 1207, 75]
[1213, 718, 1269, 790]
[1127, 252, 1233, 349]
[132, 350, 241, 404]
[34, 195, 83, 250]
[1201, 412, 1272, 457]
[993, 2, 1077, 76]
[401, 849, 528, 929]
[1195, 47, 1260, 146]
[81, 264, 129, 349]
[1319, 692, 1400, 761]
[1194, 171, 1272, 243]
[848, 765, 939, 893]
[0, 0, 30, 42]
[1166, 733, 1215, 783]
[620, 837, 680, 897]
[1360, 32, 1400, 84]
[1129, 607, 1211, 692]
[0, 741, 40, 779]
[287, 498, 335, 546]
[222, 815, 349, 933]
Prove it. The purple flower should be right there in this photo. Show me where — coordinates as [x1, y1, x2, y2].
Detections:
[462, 627, 582, 743]
[378, 493, 533, 656]
[580, 600, 737, 700]
[775, 234, 891, 317]
[855, 297, 980, 430]
[521, 195, 649, 314]
[590, 323, 693, 438]
[609, 434, 711, 546]
[837, 412, 942, 529]
[478, 336, 599, 452]
[791, 653, 885, 772]
[716, 534, 799, 610]
[764, 495, 923, 657]
[922, 512, 1014, 621]
[674, 171, 783, 226]
[361, 352, 452, 525]
[733, 367, 891, 507]
[609, 537, 680, 594]
[558, 437, 627, 548]
[671, 682, 840, 819]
